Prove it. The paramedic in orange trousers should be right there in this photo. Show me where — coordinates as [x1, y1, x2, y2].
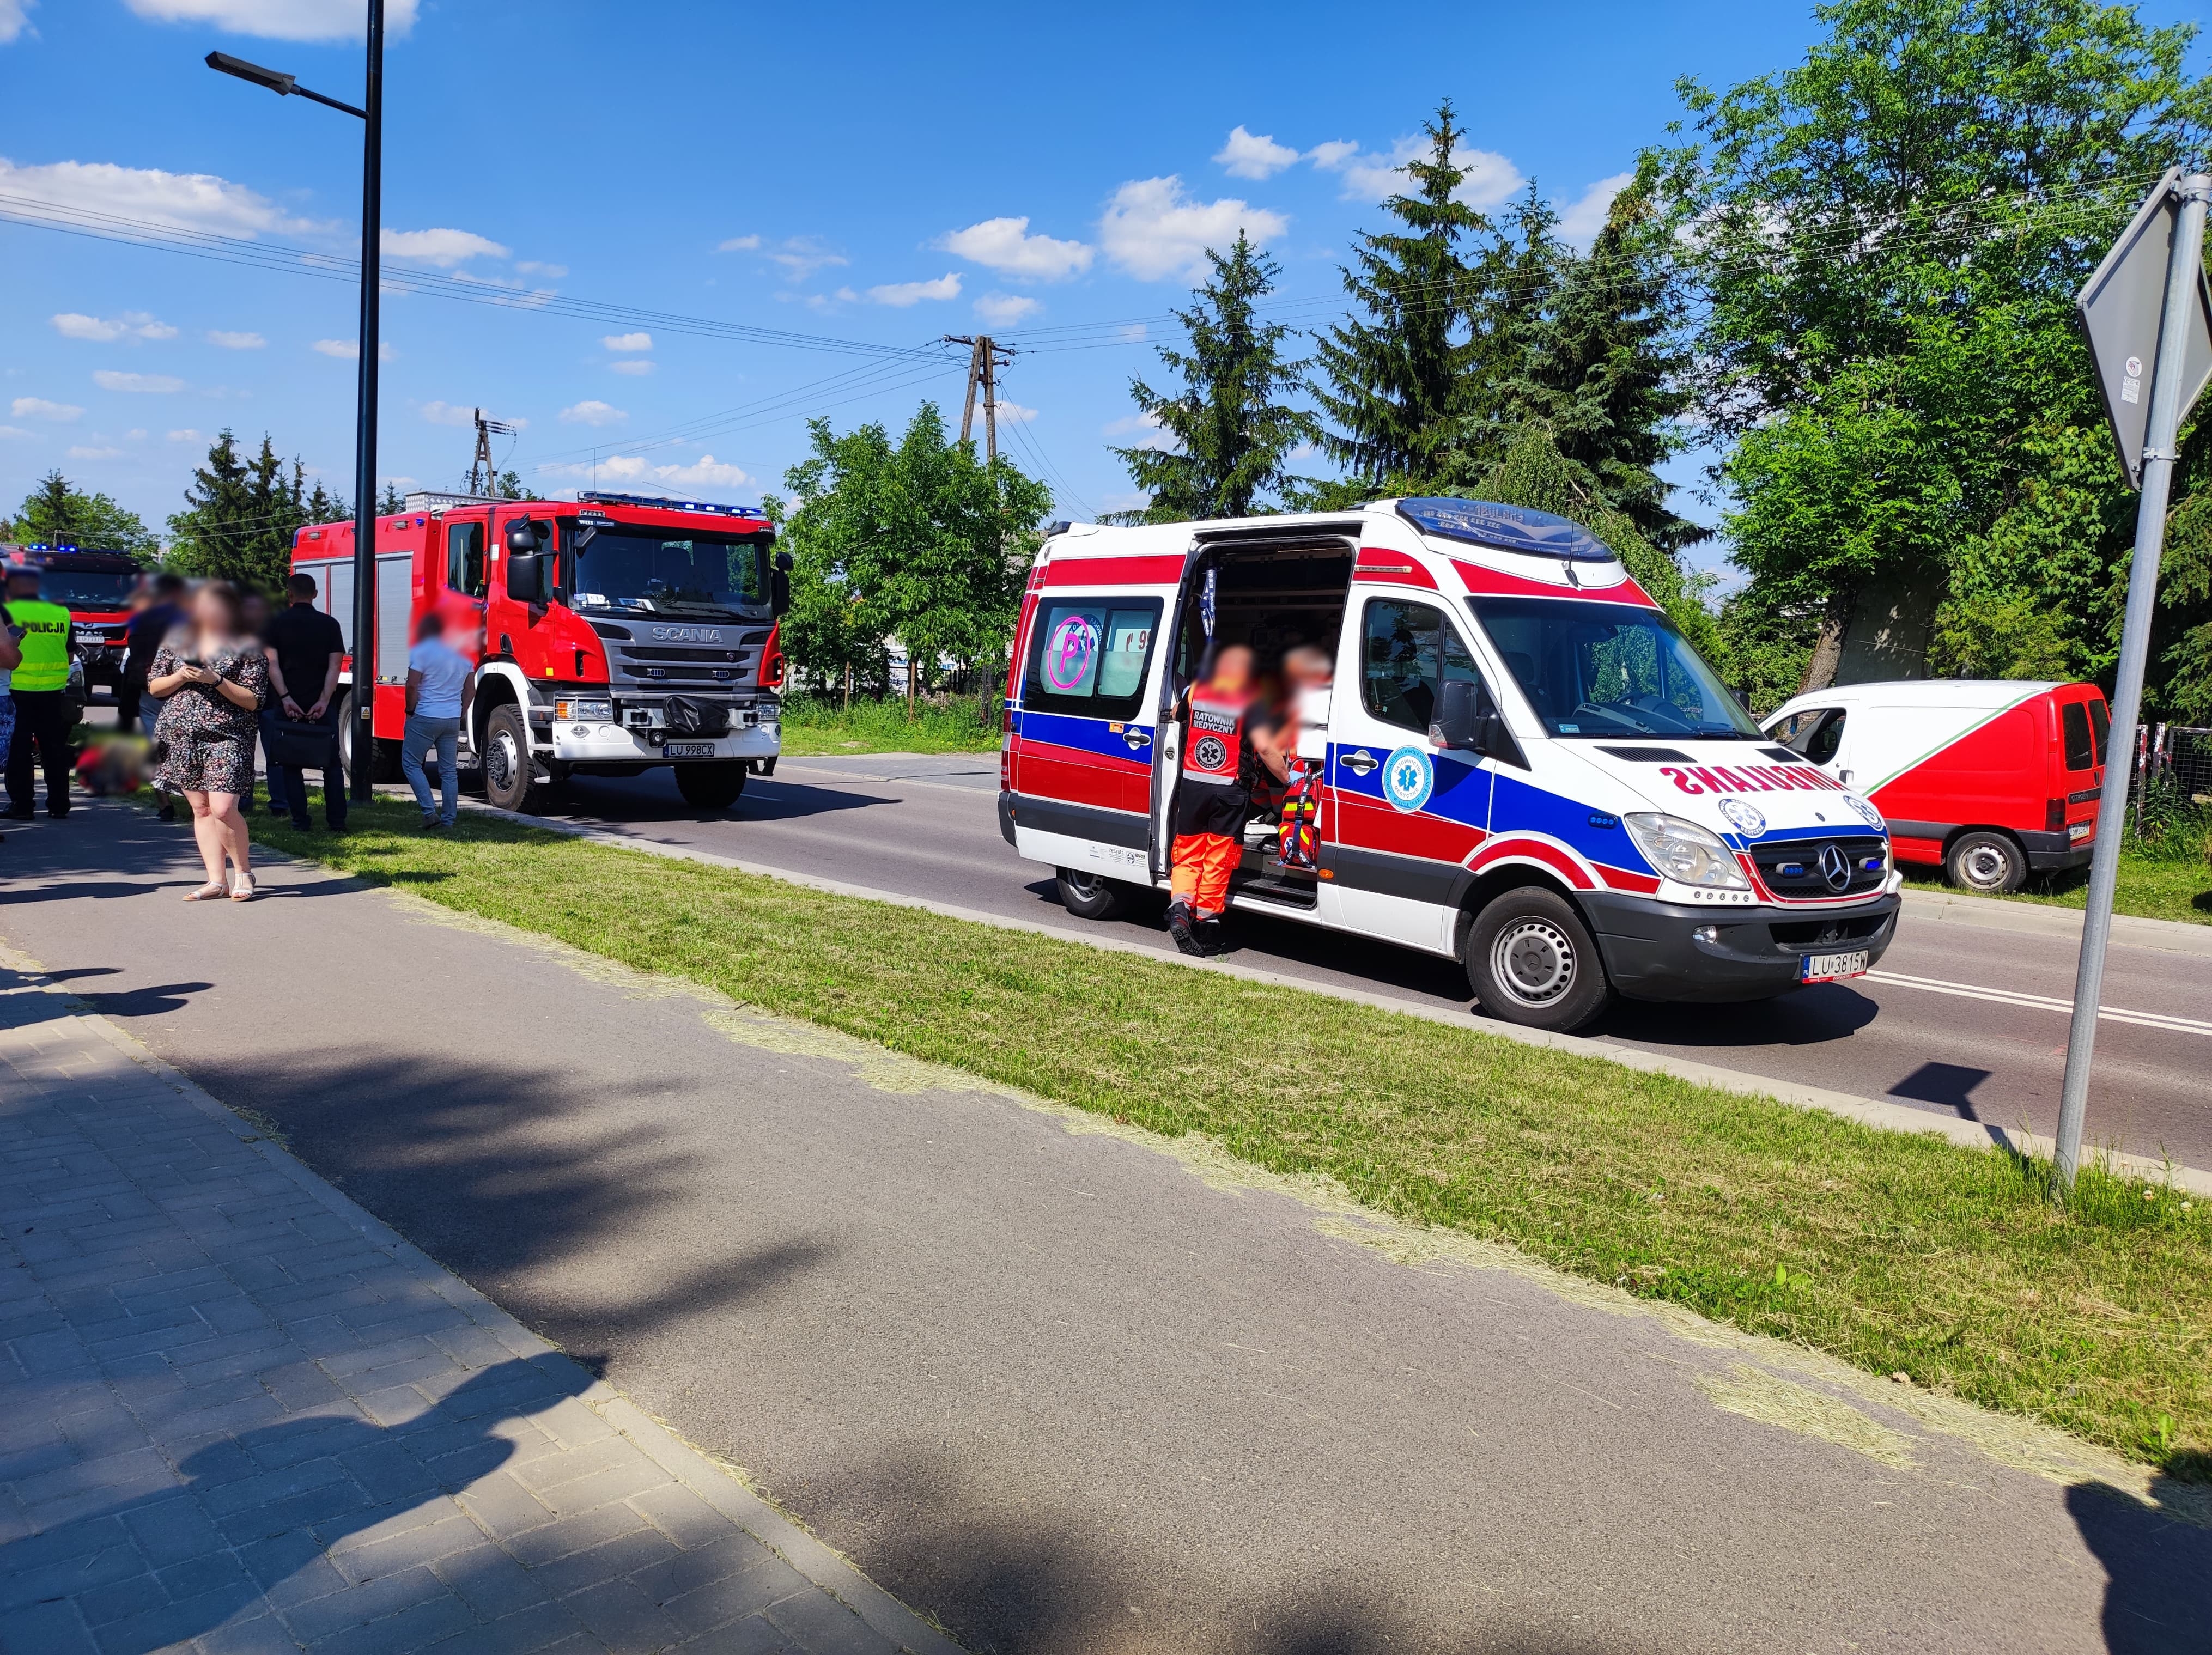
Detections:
[1168, 644, 1272, 956]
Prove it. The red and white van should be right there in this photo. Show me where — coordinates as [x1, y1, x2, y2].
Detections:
[1761, 680, 2108, 893]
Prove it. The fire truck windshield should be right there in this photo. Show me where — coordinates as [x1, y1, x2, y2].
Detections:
[568, 528, 770, 620]
[34, 568, 139, 609]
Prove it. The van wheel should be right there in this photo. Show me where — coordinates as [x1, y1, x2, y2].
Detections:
[1946, 830, 2026, 893]
[675, 763, 748, 811]
[482, 705, 540, 814]
[1465, 887, 1614, 1032]
[1056, 867, 1131, 920]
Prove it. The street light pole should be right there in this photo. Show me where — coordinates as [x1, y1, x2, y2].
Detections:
[349, 0, 385, 804]
[205, 0, 384, 803]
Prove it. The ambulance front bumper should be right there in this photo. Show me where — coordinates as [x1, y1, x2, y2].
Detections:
[1579, 889, 1901, 1004]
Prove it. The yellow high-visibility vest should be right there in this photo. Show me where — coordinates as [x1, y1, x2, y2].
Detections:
[7, 598, 71, 692]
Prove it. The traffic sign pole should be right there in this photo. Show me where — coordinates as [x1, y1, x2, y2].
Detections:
[2054, 171, 2212, 1191]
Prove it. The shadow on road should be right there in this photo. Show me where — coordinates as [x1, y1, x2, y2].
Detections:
[2065, 1478, 2212, 1654]
[1888, 1060, 1995, 1119]
[559, 770, 894, 828]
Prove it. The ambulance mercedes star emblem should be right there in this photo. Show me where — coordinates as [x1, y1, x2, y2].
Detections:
[1818, 844, 1851, 892]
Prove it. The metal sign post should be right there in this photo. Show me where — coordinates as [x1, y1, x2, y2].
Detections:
[2057, 168, 2212, 1190]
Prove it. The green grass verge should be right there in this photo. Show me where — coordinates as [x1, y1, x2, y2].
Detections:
[252, 795, 2211, 1476]
[1900, 850, 2212, 927]
[776, 693, 999, 756]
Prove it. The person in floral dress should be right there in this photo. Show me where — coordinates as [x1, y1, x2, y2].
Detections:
[145, 582, 270, 901]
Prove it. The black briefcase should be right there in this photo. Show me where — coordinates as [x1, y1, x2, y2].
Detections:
[265, 719, 337, 769]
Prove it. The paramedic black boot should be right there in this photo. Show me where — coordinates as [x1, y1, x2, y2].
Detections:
[1194, 917, 1230, 956]
[1165, 902, 1205, 956]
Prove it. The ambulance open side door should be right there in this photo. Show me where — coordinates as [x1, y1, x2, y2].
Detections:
[1146, 539, 1209, 884]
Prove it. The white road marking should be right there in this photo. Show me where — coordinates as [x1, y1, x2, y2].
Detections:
[1864, 970, 2212, 1037]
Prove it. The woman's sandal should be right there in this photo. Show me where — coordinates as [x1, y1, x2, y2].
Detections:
[183, 881, 228, 902]
[228, 871, 257, 903]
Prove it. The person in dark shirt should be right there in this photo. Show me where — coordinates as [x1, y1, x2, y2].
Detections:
[124, 573, 187, 822]
[240, 590, 285, 819]
[264, 572, 348, 831]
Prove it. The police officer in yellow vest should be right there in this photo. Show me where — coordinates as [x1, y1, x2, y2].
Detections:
[4, 563, 76, 818]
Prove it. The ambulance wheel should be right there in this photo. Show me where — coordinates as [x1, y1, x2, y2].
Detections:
[1946, 830, 2026, 893]
[482, 705, 541, 814]
[1056, 867, 1131, 921]
[675, 763, 748, 811]
[1465, 886, 1614, 1033]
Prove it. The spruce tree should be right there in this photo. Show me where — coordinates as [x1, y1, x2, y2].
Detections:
[1313, 99, 1486, 488]
[1109, 233, 1318, 522]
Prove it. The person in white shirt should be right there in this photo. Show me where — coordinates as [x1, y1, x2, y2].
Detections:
[401, 612, 475, 829]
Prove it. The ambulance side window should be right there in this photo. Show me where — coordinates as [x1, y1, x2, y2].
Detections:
[1772, 707, 1845, 765]
[445, 522, 485, 599]
[1024, 596, 1162, 720]
[1361, 599, 1485, 734]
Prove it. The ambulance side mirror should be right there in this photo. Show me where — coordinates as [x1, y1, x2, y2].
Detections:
[1432, 679, 1527, 769]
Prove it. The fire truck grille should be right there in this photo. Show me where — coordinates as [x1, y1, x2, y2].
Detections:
[600, 631, 773, 688]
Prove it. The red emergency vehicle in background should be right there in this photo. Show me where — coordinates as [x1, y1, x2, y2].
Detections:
[1763, 679, 2108, 892]
[289, 490, 791, 813]
[1, 544, 143, 703]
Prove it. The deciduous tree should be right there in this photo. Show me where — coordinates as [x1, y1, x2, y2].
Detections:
[2, 471, 159, 561]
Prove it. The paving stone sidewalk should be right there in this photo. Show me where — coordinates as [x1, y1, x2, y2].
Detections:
[0, 959, 961, 1655]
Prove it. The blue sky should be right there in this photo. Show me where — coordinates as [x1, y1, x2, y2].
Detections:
[1, 0, 2201, 580]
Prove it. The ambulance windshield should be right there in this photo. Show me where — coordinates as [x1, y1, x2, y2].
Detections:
[1468, 597, 1761, 740]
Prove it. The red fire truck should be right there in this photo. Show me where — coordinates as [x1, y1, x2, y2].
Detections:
[2, 544, 143, 703]
[288, 490, 789, 812]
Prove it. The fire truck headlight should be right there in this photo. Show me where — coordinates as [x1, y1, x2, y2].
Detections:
[554, 698, 613, 722]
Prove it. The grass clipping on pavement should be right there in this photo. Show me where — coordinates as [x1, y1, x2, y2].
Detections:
[254, 799, 2211, 1479]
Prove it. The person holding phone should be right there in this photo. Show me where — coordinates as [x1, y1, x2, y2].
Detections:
[145, 581, 270, 902]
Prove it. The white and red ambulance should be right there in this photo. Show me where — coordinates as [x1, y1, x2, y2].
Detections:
[997, 500, 1903, 1032]
[1762, 679, 2108, 893]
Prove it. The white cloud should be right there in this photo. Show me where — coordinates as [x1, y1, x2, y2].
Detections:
[763, 238, 846, 280]
[803, 287, 860, 311]
[867, 272, 961, 307]
[312, 338, 394, 361]
[974, 293, 1038, 326]
[381, 227, 507, 267]
[608, 359, 654, 376]
[1103, 410, 1172, 451]
[93, 370, 184, 393]
[206, 329, 265, 349]
[0, 156, 325, 238]
[559, 400, 626, 427]
[166, 428, 204, 442]
[993, 401, 1037, 425]
[1214, 126, 1301, 180]
[66, 445, 122, 460]
[1557, 172, 1636, 247]
[0, 1, 34, 45]
[52, 311, 176, 343]
[417, 400, 525, 430]
[1098, 177, 1287, 281]
[0, 426, 34, 440]
[125, 428, 147, 440]
[602, 331, 652, 352]
[1314, 136, 1525, 209]
[557, 453, 752, 495]
[937, 216, 1092, 282]
[14, 397, 84, 421]
[514, 260, 566, 278]
[123, 0, 419, 41]
[716, 235, 762, 253]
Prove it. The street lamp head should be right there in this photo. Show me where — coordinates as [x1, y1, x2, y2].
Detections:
[205, 51, 296, 96]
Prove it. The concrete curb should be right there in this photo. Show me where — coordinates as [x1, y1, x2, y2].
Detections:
[0, 936, 968, 1655]
[1900, 886, 2212, 957]
[448, 799, 2212, 1198]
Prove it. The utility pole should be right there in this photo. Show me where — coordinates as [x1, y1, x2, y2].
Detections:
[944, 335, 1014, 461]
[469, 408, 516, 496]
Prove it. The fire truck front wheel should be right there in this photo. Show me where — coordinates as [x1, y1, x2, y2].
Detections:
[482, 705, 543, 814]
[673, 762, 748, 811]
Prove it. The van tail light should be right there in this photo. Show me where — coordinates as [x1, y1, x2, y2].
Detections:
[2045, 797, 2065, 830]
[759, 622, 785, 688]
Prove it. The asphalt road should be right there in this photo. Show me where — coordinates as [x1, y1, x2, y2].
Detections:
[4, 806, 2201, 1655]
[522, 751, 2212, 1173]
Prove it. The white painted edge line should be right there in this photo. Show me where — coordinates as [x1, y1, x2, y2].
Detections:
[0, 939, 967, 1655]
[1867, 969, 2212, 1037]
[1899, 886, 2212, 958]
[451, 799, 2212, 1199]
